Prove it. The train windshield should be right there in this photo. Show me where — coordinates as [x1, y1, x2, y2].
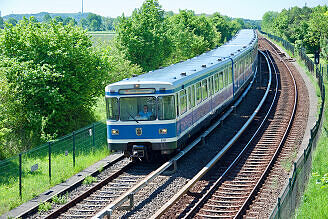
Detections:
[120, 96, 157, 121]
[158, 95, 176, 120]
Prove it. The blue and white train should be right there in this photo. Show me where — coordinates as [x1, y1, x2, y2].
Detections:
[105, 29, 258, 160]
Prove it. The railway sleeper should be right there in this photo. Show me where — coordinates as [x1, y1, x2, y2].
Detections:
[205, 204, 239, 209]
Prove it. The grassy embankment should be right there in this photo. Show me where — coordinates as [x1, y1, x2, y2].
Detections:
[0, 32, 114, 215]
[295, 59, 328, 218]
[269, 38, 328, 218]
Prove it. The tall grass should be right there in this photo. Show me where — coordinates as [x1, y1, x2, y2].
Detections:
[0, 144, 109, 215]
[295, 76, 328, 218]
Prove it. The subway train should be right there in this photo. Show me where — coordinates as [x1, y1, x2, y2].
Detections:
[105, 29, 258, 160]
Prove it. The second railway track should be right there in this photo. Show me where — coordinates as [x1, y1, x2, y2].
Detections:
[152, 36, 300, 218]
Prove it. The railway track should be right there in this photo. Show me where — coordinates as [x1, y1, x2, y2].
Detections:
[42, 159, 161, 218]
[152, 37, 299, 218]
[29, 50, 269, 219]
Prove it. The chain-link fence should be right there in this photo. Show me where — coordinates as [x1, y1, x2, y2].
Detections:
[260, 31, 326, 219]
[0, 121, 108, 212]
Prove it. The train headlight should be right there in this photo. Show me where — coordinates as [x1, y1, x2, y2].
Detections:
[159, 128, 167, 134]
[111, 129, 119, 135]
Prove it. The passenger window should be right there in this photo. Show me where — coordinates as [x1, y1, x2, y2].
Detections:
[214, 73, 219, 92]
[219, 72, 224, 90]
[191, 85, 195, 107]
[209, 76, 213, 96]
[176, 94, 179, 116]
[179, 90, 187, 115]
[187, 87, 191, 110]
[196, 82, 202, 104]
[229, 66, 233, 84]
[224, 68, 229, 86]
[202, 79, 208, 100]
[158, 95, 176, 120]
[106, 97, 119, 121]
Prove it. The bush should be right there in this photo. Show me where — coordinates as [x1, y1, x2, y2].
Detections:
[0, 18, 109, 157]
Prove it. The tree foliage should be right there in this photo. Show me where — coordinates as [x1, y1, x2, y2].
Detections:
[0, 18, 109, 158]
[116, 0, 171, 71]
[262, 5, 328, 55]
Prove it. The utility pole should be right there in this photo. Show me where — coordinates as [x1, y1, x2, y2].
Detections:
[82, 0, 84, 15]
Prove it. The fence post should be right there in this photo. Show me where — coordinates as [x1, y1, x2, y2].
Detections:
[48, 142, 51, 183]
[92, 123, 95, 147]
[19, 153, 22, 199]
[73, 131, 76, 167]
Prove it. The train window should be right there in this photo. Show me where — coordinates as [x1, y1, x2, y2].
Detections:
[214, 73, 219, 92]
[224, 68, 229, 86]
[179, 90, 187, 115]
[219, 72, 224, 90]
[209, 76, 213, 96]
[191, 85, 196, 107]
[187, 87, 192, 110]
[120, 96, 157, 121]
[176, 94, 179, 116]
[229, 66, 233, 84]
[202, 79, 208, 100]
[158, 95, 176, 120]
[196, 82, 202, 104]
[106, 97, 119, 121]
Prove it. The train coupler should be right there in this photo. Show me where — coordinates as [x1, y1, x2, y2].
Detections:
[131, 145, 145, 158]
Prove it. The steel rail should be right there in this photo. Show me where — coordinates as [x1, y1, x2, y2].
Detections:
[150, 50, 272, 219]
[234, 45, 298, 217]
[92, 67, 259, 219]
[44, 158, 132, 219]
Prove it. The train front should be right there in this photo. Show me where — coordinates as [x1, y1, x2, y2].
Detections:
[105, 81, 177, 160]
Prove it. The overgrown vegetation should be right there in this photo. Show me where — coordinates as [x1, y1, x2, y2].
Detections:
[38, 201, 52, 212]
[295, 68, 328, 218]
[83, 176, 97, 185]
[261, 5, 328, 56]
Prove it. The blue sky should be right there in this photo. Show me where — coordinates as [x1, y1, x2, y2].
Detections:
[0, 0, 327, 20]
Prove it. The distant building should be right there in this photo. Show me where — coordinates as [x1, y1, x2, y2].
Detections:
[0, 10, 2, 17]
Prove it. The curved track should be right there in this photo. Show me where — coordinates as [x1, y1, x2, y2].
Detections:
[153, 38, 299, 218]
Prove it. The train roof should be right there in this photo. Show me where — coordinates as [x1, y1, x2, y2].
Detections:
[106, 29, 257, 93]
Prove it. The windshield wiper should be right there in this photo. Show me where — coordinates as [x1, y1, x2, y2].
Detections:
[127, 111, 139, 123]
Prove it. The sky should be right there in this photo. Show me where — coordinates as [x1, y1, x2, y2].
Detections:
[0, 0, 327, 20]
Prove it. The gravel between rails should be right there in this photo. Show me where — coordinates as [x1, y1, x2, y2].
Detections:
[28, 157, 132, 218]
[110, 62, 269, 219]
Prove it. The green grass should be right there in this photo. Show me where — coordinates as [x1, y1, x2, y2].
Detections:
[38, 201, 52, 212]
[88, 31, 116, 47]
[83, 176, 97, 185]
[0, 144, 109, 215]
[295, 78, 328, 218]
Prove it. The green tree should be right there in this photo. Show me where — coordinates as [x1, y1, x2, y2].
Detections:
[116, 0, 171, 71]
[211, 12, 231, 43]
[63, 17, 77, 26]
[0, 18, 109, 156]
[0, 17, 4, 29]
[43, 13, 52, 23]
[80, 18, 88, 29]
[53, 16, 63, 23]
[261, 11, 278, 33]
[7, 17, 18, 26]
[87, 13, 103, 31]
[165, 10, 220, 62]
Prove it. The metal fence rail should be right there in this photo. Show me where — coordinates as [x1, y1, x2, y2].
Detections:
[260, 31, 326, 219]
[0, 121, 108, 203]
